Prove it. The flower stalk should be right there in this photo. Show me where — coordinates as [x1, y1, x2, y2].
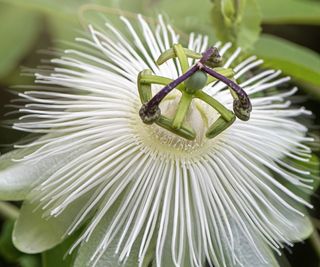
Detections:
[0, 201, 19, 220]
[310, 229, 320, 259]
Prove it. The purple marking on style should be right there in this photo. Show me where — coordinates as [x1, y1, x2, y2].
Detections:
[143, 48, 216, 112]
[141, 46, 251, 118]
[144, 64, 199, 110]
[201, 65, 251, 108]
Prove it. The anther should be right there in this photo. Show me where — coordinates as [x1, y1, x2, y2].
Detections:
[139, 104, 161, 124]
[138, 45, 252, 127]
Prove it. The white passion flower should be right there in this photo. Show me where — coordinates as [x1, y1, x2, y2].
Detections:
[0, 15, 315, 267]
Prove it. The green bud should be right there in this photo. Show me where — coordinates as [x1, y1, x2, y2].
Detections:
[185, 71, 208, 94]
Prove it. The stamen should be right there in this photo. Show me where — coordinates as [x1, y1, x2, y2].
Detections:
[138, 45, 252, 137]
[201, 65, 252, 121]
[138, 64, 199, 123]
[199, 46, 222, 67]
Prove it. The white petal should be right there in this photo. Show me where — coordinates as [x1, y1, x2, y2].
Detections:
[13, 193, 90, 253]
[0, 148, 46, 200]
[230, 221, 280, 267]
[74, 207, 154, 267]
[153, 215, 203, 267]
[263, 185, 313, 241]
[0, 145, 84, 201]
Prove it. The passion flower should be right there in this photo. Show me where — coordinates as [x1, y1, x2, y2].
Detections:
[0, 14, 313, 267]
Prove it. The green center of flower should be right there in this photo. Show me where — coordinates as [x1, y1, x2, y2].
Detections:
[133, 96, 216, 159]
[137, 44, 252, 141]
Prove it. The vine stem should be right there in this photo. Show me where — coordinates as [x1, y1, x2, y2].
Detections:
[0, 201, 19, 220]
[310, 219, 320, 258]
[313, 218, 320, 229]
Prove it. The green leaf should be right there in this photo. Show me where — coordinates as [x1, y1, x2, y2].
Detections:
[144, 0, 215, 38]
[0, 0, 90, 17]
[211, 0, 262, 50]
[253, 34, 320, 98]
[0, 4, 42, 79]
[47, 16, 81, 50]
[0, 220, 21, 262]
[0, 0, 151, 50]
[18, 255, 41, 267]
[257, 0, 320, 25]
[0, 0, 145, 18]
[0, 219, 40, 267]
[100, 0, 146, 13]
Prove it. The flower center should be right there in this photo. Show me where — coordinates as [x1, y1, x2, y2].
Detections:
[136, 44, 252, 142]
[132, 96, 221, 162]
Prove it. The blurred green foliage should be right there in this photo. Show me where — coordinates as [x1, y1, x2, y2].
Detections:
[0, 0, 319, 94]
[210, 0, 320, 96]
[253, 34, 320, 98]
[257, 0, 320, 25]
[42, 231, 80, 267]
[0, 219, 41, 267]
[0, 0, 319, 267]
[0, 6, 41, 79]
[211, 0, 262, 50]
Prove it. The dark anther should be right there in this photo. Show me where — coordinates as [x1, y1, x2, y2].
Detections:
[139, 103, 161, 124]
